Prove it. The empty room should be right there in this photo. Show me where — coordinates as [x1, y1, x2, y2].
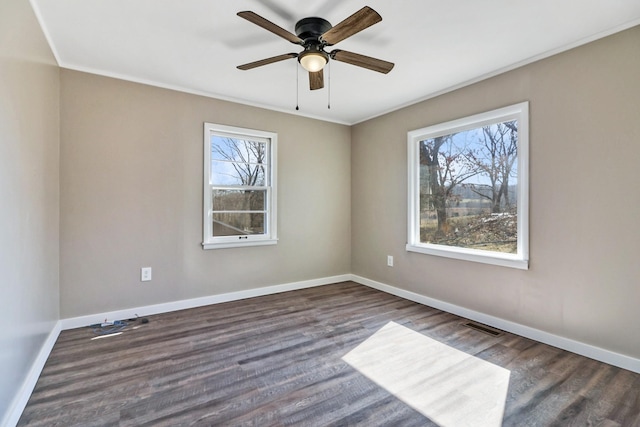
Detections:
[2, 0, 640, 426]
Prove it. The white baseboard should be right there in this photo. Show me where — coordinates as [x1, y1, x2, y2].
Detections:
[351, 274, 640, 374]
[2, 321, 62, 427]
[61, 274, 351, 330]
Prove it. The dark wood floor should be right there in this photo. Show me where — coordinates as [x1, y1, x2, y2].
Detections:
[18, 282, 640, 426]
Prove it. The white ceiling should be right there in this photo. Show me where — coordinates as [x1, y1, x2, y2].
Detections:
[31, 0, 640, 125]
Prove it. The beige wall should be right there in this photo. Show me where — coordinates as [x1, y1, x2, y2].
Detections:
[0, 0, 60, 421]
[352, 26, 640, 359]
[60, 70, 351, 317]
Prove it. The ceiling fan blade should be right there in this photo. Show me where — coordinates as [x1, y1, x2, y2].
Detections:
[309, 70, 324, 90]
[237, 53, 298, 70]
[320, 6, 382, 46]
[237, 11, 304, 45]
[330, 50, 394, 74]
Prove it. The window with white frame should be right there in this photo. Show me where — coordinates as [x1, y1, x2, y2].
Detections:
[203, 123, 277, 249]
[407, 102, 529, 269]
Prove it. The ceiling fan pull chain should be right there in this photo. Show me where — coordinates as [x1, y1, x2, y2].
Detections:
[295, 61, 300, 111]
[327, 61, 331, 110]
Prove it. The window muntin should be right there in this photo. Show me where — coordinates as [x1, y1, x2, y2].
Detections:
[203, 124, 277, 249]
[407, 102, 529, 269]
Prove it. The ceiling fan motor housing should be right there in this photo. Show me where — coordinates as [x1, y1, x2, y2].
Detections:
[295, 17, 332, 44]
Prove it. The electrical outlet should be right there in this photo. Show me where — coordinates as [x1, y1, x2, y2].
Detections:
[387, 255, 394, 267]
[141, 267, 152, 282]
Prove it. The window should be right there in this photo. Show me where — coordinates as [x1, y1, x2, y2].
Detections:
[203, 123, 277, 249]
[407, 102, 529, 269]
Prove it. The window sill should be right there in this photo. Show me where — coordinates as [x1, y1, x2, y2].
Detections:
[203, 238, 278, 250]
[406, 243, 528, 270]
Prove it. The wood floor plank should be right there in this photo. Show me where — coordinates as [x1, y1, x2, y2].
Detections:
[17, 281, 640, 426]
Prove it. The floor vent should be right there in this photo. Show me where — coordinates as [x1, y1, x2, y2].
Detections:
[462, 321, 503, 336]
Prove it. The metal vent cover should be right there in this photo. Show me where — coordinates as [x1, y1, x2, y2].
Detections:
[462, 321, 503, 336]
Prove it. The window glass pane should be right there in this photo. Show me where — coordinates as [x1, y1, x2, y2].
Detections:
[211, 161, 266, 186]
[418, 120, 518, 254]
[212, 213, 265, 236]
[211, 136, 266, 164]
[212, 190, 266, 211]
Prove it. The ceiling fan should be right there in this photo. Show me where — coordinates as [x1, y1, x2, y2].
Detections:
[236, 6, 394, 90]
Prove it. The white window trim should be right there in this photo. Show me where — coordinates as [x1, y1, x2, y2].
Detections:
[406, 102, 529, 270]
[203, 123, 278, 250]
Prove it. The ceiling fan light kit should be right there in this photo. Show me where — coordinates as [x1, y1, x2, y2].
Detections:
[237, 6, 394, 92]
[299, 49, 328, 72]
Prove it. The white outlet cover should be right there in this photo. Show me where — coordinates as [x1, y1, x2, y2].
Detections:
[141, 267, 152, 281]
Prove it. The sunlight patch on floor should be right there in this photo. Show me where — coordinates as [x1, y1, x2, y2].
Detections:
[342, 321, 510, 427]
